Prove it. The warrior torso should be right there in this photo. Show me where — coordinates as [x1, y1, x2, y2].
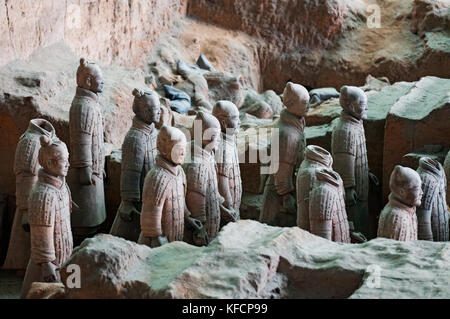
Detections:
[141, 155, 186, 242]
[28, 170, 73, 267]
[215, 133, 242, 212]
[184, 142, 221, 240]
[69, 87, 104, 176]
[331, 112, 369, 201]
[377, 194, 418, 241]
[120, 117, 158, 201]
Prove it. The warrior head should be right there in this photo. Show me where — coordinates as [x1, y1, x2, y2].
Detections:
[76, 57, 104, 93]
[157, 126, 187, 166]
[305, 145, 333, 168]
[38, 135, 70, 178]
[340, 86, 368, 120]
[132, 88, 162, 125]
[390, 165, 423, 207]
[212, 100, 240, 135]
[191, 111, 221, 152]
[282, 82, 309, 117]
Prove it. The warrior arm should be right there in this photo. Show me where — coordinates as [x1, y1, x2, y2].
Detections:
[30, 224, 56, 264]
[332, 152, 356, 189]
[140, 191, 166, 238]
[416, 177, 438, 241]
[186, 191, 207, 223]
[310, 219, 333, 240]
[120, 134, 146, 201]
[416, 207, 433, 241]
[184, 164, 207, 223]
[217, 173, 233, 208]
[274, 162, 296, 196]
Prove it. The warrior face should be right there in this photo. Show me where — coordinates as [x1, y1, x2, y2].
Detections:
[401, 176, 423, 207]
[132, 88, 162, 124]
[88, 65, 104, 93]
[203, 127, 221, 152]
[40, 141, 70, 178]
[77, 60, 104, 94]
[158, 126, 187, 166]
[213, 100, 240, 135]
[340, 86, 368, 120]
[282, 82, 309, 117]
[390, 166, 423, 207]
[170, 140, 187, 165]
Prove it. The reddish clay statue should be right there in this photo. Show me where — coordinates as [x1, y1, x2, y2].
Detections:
[20, 135, 72, 298]
[213, 100, 242, 226]
[296, 145, 333, 231]
[378, 166, 422, 241]
[260, 82, 308, 227]
[138, 126, 203, 248]
[184, 112, 223, 245]
[331, 86, 377, 238]
[110, 88, 161, 242]
[309, 168, 351, 243]
[4, 119, 55, 270]
[68, 58, 106, 241]
[416, 157, 449, 242]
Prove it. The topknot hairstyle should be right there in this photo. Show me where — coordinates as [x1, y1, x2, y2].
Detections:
[38, 135, 67, 167]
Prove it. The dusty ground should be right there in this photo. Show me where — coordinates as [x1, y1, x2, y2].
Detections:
[0, 270, 22, 299]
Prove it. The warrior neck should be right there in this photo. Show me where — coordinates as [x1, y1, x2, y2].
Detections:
[280, 109, 305, 132]
[190, 141, 215, 164]
[221, 131, 236, 144]
[132, 116, 155, 135]
[305, 147, 332, 168]
[388, 193, 416, 214]
[340, 110, 362, 125]
[156, 154, 180, 176]
[27, 119, 55, 138]
[76, 86, 99, 103]
[38, 168, 65, 189]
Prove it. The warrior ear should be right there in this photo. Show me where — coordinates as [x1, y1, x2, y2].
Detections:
[80, 57, 88, 68]
[85, 75, 92, 87]
[132, 88, 145, 98]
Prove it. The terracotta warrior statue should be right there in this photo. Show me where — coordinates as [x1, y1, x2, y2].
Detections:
[309, 168, 351, 243]
[296, 145, 333, 231]
[110, 88, 161, 242]
[20, 135, 72, 298]
[331, 86, 377, 238]
[212, 100, 242, 226]
[4, 119, 56, 270]
[138, 126, 204, 248]
[260, 82, 308, 227]
[183, 112, 223, 245]
[68, 58, 106, 242]
[377, 166, 422, 241]
[416, 157, 449, 242]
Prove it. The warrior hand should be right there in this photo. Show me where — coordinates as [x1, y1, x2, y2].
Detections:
[193, 227, 209, 246]
[79, 167, 93, 185]
[220, 204, 238, 222]
[369, 172, 379, 186]
[187, 217, 203, 231]
[119, 201, 140, 222]
[350, 231, 367, 244]
[345, 188, 357, 207]
[150, 236, 168, 248]
[41, 262, 58, 283]
[282, 194, 297, 215]
[21, 213, 30, 233]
